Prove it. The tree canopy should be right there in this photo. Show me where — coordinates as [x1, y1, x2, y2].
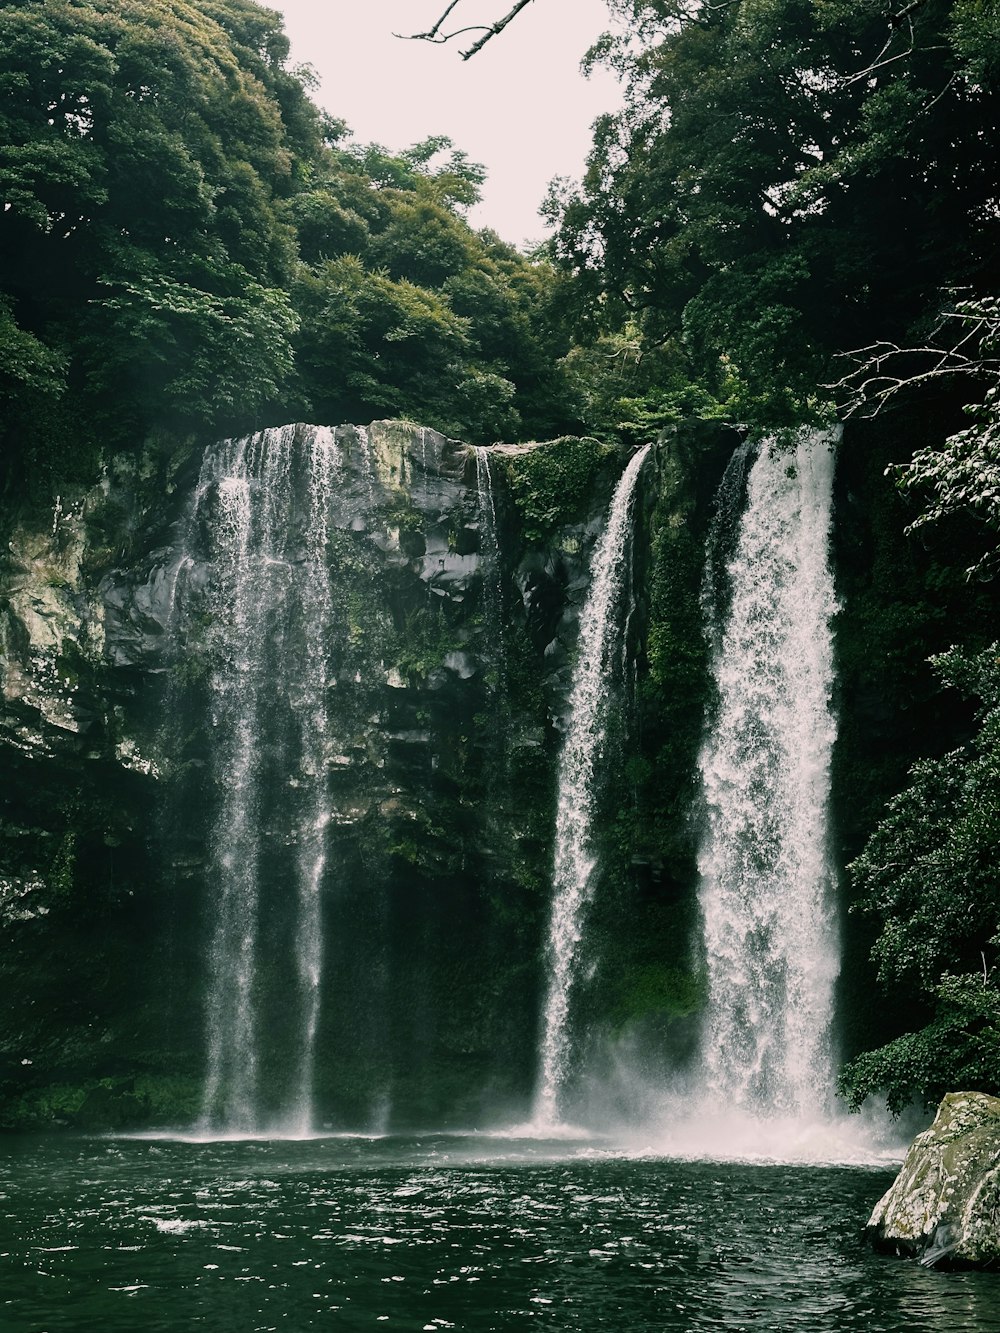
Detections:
[0, 0, 580, 496]
[548, 0, 1000, 426]
[0, 0, 317, 481]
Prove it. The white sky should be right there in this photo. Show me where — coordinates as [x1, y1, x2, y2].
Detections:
[269, 1, 623, 248]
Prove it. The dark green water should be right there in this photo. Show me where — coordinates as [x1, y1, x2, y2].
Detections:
[3, 1135, 1000, 1332]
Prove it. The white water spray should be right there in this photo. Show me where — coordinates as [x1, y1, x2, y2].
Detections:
[695, 429, 840, 1119]
[533, 444, 651, 1129]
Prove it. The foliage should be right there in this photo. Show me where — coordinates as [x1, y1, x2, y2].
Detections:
[607, 961, 705, 1030]
[547, 0, 1000, 427]
[0, 0, 320, 488]
[557, 326, 734, 444]
[0, 0, 584, 502]
[290, 143, 579, 444]
[840, 645, 1000, 1111]
[838, 972, 1000, 1116]
[501, 436, 617, 543]
[849, 646, 1000, 992]
[831, 294, 1000, 577]
[394, 605, 463, 684]
[886, 300, 1000, 578]
[899, 397, 1000, 579]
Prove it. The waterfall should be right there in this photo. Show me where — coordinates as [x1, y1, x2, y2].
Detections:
[176, 425, 339, 1135]
[695, 428, 840, 1119]
[291, 425, 339, 1136]
[533, 444, 651, 1129]
[474, 446, 506, 695]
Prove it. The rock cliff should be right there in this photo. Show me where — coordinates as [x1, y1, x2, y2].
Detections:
[0, 420, 661, 1129]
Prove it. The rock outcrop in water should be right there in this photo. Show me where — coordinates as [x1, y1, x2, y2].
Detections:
[868, 1092, 1000, 1267]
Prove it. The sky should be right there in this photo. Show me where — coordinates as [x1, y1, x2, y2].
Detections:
[269, 1, 624, 247]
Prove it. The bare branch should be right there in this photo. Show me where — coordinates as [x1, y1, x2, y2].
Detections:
[401, 0, 464, 42]
[836, 3, 946, 91]
[398, 0, 536, 59]
[827, 298, 1000, 418]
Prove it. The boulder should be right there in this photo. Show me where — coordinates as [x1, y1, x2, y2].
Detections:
[867, 1091, 1000, 1267]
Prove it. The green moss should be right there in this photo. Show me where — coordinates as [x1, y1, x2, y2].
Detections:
[3, 1072, 203, 1130]
[47, 827, 76, 900]
[380, 496, 424, 537]
[501, 437, 617, 544]
[394, 605, 463, 683]
[608, 962, 706, 1030]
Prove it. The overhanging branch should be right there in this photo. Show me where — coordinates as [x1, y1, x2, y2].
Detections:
[397, 0, 536, 59]
[827, 299, 1000, 418]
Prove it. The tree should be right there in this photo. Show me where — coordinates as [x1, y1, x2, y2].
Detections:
[0, 0, 322, 488]
[548, 0, 1000, 425]
[290, 136, 579, 443]
[839, 645, 1000, 1115]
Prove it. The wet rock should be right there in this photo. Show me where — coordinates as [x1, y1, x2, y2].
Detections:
[867, 1091, 1000, 1267]
[0, 418, 634, 1131]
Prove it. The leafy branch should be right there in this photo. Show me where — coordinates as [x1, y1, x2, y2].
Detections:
[830, 297, 1000, 579]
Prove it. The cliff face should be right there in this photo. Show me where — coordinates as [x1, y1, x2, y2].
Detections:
[0, 442, 205, 1129]
[0, 420, 664, 1130]
[12, 417, 877, 1132]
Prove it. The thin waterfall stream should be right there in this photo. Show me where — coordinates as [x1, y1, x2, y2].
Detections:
[694, 428, 840, 1121]
[474, 446, 505, 691]
[533, 444, 651, 1129]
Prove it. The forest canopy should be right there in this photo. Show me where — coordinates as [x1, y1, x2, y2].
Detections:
[0, 0, 580, 495]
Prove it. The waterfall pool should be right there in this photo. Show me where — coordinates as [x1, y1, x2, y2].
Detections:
[4, 1133, 1000, 1331]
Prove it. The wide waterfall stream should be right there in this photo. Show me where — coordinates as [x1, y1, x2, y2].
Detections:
[688, 430, 841, 1137]
[175, 426, 344, 1136]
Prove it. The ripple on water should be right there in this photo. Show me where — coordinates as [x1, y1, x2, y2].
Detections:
[1, 1135, 1000, 1331]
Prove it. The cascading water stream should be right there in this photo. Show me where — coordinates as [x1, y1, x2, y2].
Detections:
[175, 425, 340, 1135]
[695, 428, 840, 1120]
[198, 457, 263, 1133]
[474, 446, 506, 695]
[290, 425, 340, 1136]
[533, 444, 651, 1129]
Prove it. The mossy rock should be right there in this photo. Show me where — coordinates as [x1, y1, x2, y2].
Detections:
[868, 1091, 1000, 1267]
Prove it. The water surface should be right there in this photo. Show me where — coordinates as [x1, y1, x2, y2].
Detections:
[3, 1134, 999, 1331]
